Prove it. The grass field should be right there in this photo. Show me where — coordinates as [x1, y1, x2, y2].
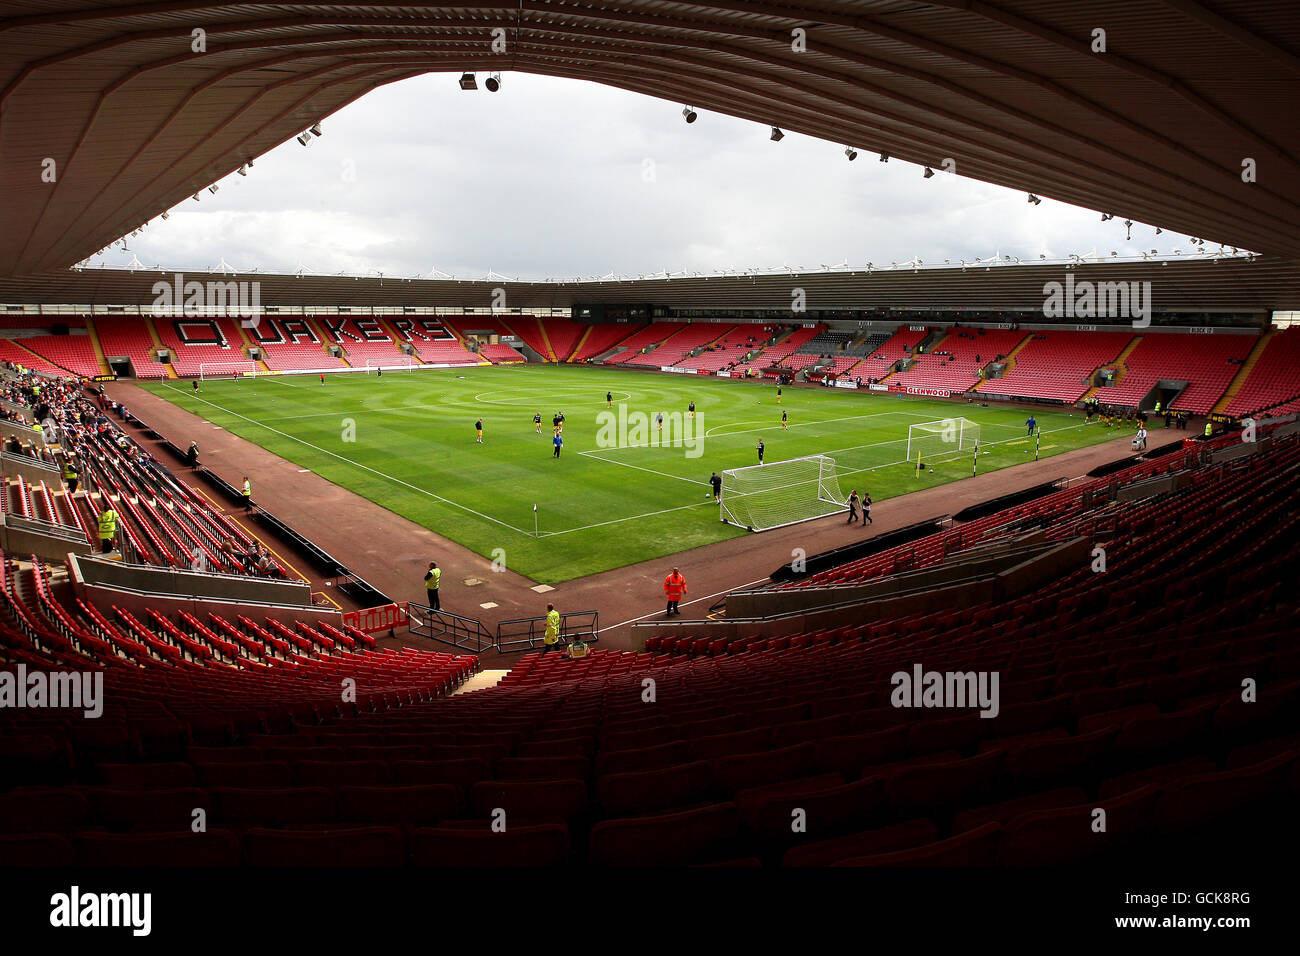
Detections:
[141, 366, 1131, 583]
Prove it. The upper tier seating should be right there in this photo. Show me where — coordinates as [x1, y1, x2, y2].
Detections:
[991, 331, 1134, 402]
[622, 324, 735, 368]
[1093, 332, 1256, 413]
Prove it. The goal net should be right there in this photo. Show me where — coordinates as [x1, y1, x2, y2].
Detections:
[199, 362, 258, 380]
[909, 418, 977, 463]
[907, 418, 981, 464]
[720, 454, 846, 531]
[365, 357, 415, 373]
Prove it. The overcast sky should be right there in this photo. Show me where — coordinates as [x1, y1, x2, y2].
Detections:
[93, 72, 1208, 280]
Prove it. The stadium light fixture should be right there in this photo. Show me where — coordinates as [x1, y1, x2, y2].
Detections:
[1154, 227, 1162, 234]
[208, 184, 219, 194]
[770, 127, 784, 141]
[246, 159, 254, 168]
[879, 151, 889, 162]
[161, 211, 169, 220]
[192, 193, 200, 201]
[923, 166, 934, 178]
[1027, 194, 1041, 204]
[682, 106, 697, 123]
[309, 123, 323, 137]
[844, 147, 857, 161]
[296, 133, 310, 146]
[237, 165, 248, 176]
[1124, 219, 1133, 240]
[459, 73, 478, 90]
[486, 73, 502, 92]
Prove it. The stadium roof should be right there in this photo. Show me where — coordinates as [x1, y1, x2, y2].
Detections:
[3, 256, 1298, 312]
[2, 1, 1299, 276]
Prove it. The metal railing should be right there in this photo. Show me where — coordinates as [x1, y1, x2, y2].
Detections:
[495, 609, 599, 655]
[407, 602, 494, 653]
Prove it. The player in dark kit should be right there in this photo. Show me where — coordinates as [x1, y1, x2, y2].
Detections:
[534, 413, 542, 434]
[475, 419, 484, 444]
[757, 440, 765, 464]
[688, 401, 696, 419]
[709, 471, 722, 502]
[606, 391, 613, 408]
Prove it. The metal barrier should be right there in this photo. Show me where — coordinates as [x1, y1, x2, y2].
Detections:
[343, 601, 409, 635]
[495, 609, 599, 655]
[406, 602, 493, 652]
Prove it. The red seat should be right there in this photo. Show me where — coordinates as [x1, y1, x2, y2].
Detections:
[243, 826, 405, 866]
[596, 761, 712, 817]
[336, 785, 460, 826]
[588, 803, 739, 866]
[467, 779, 588, 823]
[1000, 785, 1160, 865]
[77, 829, 242, 866]
[782, 817, 939, 867]
[833, 822, 1002, 866]
[412, 824, 570, 866]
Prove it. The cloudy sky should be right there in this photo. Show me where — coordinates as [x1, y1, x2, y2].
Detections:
[95, 72, 1201, 279]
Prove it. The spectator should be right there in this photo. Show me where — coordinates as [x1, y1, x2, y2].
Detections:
[184, 441, 199, 468]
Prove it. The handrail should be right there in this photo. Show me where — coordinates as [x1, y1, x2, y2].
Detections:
[495, 609, 599, 655]
[406, 602, 492, 653]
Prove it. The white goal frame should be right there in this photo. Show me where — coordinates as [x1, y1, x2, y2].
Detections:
[906, 417, 981, 463]
[719, 454, 846, 532]
[365, 357, 415, 373]
[198, 361, 258, 380]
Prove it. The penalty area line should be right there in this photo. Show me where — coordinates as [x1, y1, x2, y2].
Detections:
[158, 383, 536, 538]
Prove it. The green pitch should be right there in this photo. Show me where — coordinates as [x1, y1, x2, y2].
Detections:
[141, 366, 1132, 583]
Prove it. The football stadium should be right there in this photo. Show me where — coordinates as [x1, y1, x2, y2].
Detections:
[1, 0, 1298, 935]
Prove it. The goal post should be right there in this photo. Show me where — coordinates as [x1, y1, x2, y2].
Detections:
[198, 362, 258, 380]
[907, 418, 981, 466]
[364, 357, 415, 373]
[719, 454, 847, 531]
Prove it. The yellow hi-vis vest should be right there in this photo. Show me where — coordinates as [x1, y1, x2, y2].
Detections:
[98, 509, 118, 538]
[63, 464, 77, 481]
[242, 480, 251, 497]
[1205, 422, 1214, 437]
[544, 610, 560, 643]
[425, 567, 441, 590]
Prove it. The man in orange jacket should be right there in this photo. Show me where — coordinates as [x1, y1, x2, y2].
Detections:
[663, 566, 687, 617]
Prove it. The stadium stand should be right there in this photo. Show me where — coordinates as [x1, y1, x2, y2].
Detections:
[1223, 327, 1300, 418]
[989, 331, 1134, 403]
[247, 316, 347, 372]
[605, 322, 690, 365]
[1092, 332, 1257, 413]
[535, 317, 588, 362]
[0, 339, 68, 377]
[621, 323, 734, 368]
[849, 327, 928, 382]
[568, 323, 641, 363]
[888, 327, 1027, 392]
[2, 416, 1294, 866]
[86, 316, 170, 380]
[313, 315, 409, 367]
[730, 324, 825, 377]
[673, 325, 775, 372]
[155, 317, 253, 378]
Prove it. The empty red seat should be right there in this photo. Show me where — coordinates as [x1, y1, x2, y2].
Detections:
[412, 824, 570, 866]
[243, 826, 405, 866]
[596, 761, 712, 817]
[77, 829, 242, 866]
[834, 822, 1002, 866]
[783, 818, 939, 867]
[336, 785, 460, 826]
[588, 803, 739, 866]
